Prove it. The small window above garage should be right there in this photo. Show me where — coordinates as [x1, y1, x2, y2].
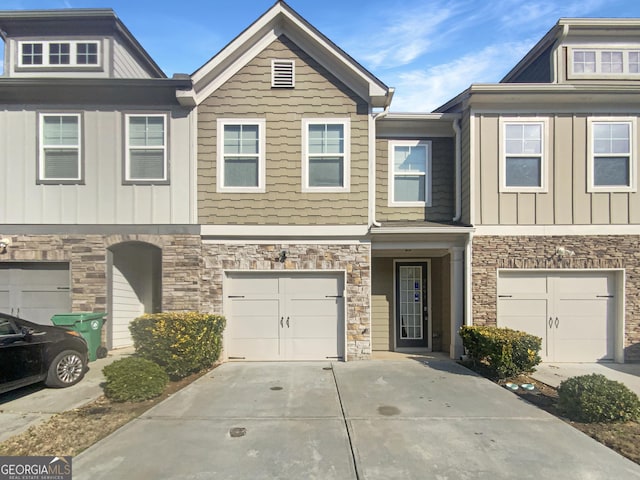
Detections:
[271, 59, 295, 87]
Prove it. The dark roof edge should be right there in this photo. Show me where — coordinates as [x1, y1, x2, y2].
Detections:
[0, 77, 192, 88]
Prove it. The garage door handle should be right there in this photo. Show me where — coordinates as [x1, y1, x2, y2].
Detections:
[555, 317, 559, 328]
[280, 317, 284, 328]
[286, 317, 290, 328]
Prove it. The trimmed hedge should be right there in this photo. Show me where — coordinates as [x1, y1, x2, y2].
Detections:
[557, 373, 640, 423]
[129, 312, 226, 379]
[103, 357, 168, 402]
[459, 326, 542, 379]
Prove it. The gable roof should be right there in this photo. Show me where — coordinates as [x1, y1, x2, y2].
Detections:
[180, 1, 392, 108]
[0, 8, 166, 78]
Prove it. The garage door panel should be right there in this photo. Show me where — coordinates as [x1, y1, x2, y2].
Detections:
[228, 275, 279, 296]
[554, 274, 613, 295]
[0, 290, 9, 315]
[498, 273, 548, 294]
[287, 298, 341, 317]
[227, 339, 280, 360]
[288, 339, 340, 360]
[230, 300, 279, 338]
[284, 276, 342, 296]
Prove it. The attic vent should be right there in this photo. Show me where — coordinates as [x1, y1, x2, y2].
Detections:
[272, 60, 295, 87]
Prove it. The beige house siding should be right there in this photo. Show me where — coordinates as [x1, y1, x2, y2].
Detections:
[430, 255, 450, 353]
[371, 257, 393, 351]
[375, 137, 455, 222]
[474, 113, 640, 225]
[472, 234, 640, 362]
[198, 35, 369, 225]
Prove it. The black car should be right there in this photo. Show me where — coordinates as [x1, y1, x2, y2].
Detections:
[0, 313, 89, 394]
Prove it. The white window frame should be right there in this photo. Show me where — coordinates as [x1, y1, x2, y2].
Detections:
[38, 113, 82, 183]
[568, 46, 640, 79]
[18, 40, 101, 68]
[499, 117, 548, 193]
[124, 113, 168, 183]
[388, 140, 432, 207]
[587, 117, 637, 193]
[301, 118, 350, 193]
[217, 118, 266, 193]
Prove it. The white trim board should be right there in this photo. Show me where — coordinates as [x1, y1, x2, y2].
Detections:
[200, 225, 369, 237]
[474, 225, 640, 236]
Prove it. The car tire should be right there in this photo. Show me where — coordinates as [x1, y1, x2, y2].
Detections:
[45, 350, 86, 388]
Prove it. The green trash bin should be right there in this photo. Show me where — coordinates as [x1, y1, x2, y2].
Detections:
[51, 312, 108, 362]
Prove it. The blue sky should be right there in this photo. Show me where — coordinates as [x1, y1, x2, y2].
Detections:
[3, 0, 640, 111]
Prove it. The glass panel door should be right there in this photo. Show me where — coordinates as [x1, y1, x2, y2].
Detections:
[395, 262, 428, 349]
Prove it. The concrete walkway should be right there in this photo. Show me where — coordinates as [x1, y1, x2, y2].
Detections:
[74, 357, 640, 480]
[532, 362, 640, 396]
[0, 347, 133, 443]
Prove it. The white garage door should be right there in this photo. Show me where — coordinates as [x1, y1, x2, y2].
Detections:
[497, 271, 615, 362]
[0, 263, 71, 325]
[225, 273, 345, 361]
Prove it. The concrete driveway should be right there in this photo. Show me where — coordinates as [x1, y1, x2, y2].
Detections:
[74, 356, 640, 480]
[0, 348, 133, 443]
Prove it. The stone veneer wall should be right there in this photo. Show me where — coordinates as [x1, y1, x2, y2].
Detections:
[472, 235, 640, 361]
[0, 232, 202, 314]
[200, 243, 371, 360]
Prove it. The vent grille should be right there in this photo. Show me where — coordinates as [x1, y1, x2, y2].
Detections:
[272, 60, 295, 87]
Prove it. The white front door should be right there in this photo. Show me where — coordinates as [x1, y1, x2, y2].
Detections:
[226, 273, 344, 361]
[497, 271, 615, 362]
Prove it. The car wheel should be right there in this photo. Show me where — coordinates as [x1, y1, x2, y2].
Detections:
[45, 350, 86, 388]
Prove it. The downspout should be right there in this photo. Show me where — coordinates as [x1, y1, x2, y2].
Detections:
[452, 117, 462, 223]
[370, 90, 393, 228]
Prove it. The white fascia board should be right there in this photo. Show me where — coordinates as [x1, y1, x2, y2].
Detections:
[192, 5, 281, 85]
[200, 225, 370, 237]
[372, 226, 474, 235]
[475, 225, 640, 236]
[194, 30, 278, 105]
[277, 9, 387, 99]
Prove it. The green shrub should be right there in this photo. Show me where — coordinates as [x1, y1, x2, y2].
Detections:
[103, 357, 168, 402]
[129, 312, 226, 379]
[557, 373, 640, 423]
[459, 325, 542, 379]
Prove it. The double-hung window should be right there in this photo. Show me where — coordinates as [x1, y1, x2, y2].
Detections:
[500, 119, 547, 192]
[38, 113, 82, 183]
[588, 118, 636, 192]
[302, 118, 350, 192]
[217, 119, 265, 192]
[389, 140, 431, 206]
[125, 114, 168, 183]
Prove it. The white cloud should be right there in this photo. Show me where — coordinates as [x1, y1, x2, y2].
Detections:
[348, 4, 459, 69]
[387, 40, 534, 112]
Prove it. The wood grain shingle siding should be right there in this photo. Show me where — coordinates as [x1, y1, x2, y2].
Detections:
[375, 137, 455, 222]
[198, 35, 369, 225]
[474, 113, 640, 225]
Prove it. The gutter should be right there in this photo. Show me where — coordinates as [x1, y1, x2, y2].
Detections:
[452, 118, 462, 222]
[369, 88, 394, 228]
